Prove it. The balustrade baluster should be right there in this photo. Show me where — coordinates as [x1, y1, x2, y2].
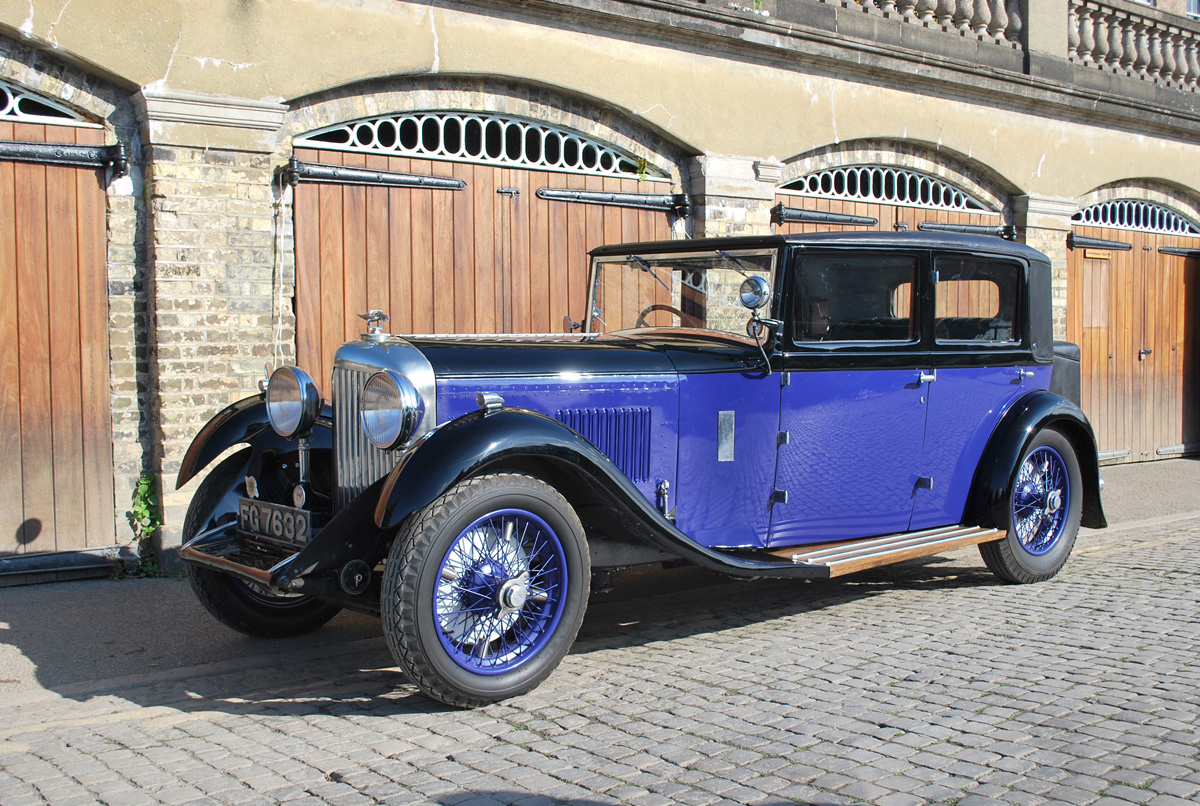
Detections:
[915, 0, 937, 24]
[955, 0, 973, 33]
[880, 1, 898, 14]
[935, 0, 955, 28]
[1174, 34, 1191, 87]
[1107, 11, 1125, 71]
[988, 0, 1008, 41]
[1162, 30, 1179, 86]
[1068, 2, 1082, 61]
[896, 1, 916, 18]
[1121, 18, 1138, 74]
[1185, 39, 1200, 89]
[1148, 26, 1165, 82]
[1090, 9, 1109, 70]
[1004, 0, 1021, 45]
[1079, 7, 1096, 64]
[1134, 21, 1150, 78]
[972, 0, 991, 37]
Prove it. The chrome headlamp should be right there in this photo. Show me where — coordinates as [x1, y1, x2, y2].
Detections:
[265, 367, 321, 439]
[361, 370, 424, 450]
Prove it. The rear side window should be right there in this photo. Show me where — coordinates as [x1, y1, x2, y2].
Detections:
[793, 253, 918, 344]
[934, 257, 1020, 343]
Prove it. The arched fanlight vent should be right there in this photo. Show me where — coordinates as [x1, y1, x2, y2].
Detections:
[1072, 200, 1200, 236]
[0, 80, 84, 124]
[295, 111, 668, 181]
[780, 165, 990, 213]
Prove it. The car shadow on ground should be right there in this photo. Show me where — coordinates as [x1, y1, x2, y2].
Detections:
[0, 552, 997, 721]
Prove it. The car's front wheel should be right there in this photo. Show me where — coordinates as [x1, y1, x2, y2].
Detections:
[381, 473, 590, 707]
[980, 428, 1083, 584]
[183, 453, 342, 637]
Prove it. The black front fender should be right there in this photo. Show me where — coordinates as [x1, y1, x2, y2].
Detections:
[176, 395, 332, 489]
[966, 391, 1107, 530]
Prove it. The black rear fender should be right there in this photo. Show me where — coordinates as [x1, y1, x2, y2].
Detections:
[966, 391, 1107, 530]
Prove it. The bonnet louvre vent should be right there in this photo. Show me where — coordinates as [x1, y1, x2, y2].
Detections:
[556, 407, 651, 482]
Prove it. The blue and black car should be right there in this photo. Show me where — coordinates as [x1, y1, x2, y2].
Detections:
[177, 231, 1106, 707]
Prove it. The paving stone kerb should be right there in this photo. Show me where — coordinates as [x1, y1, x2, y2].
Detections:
[2, 517, 1198, 806]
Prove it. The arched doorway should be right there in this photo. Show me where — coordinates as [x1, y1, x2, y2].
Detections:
[0, 80, 120, 557]
[773, 162, 1008, 236]
[1067, 199, 1200, 462]
[288, 110, 687, 383]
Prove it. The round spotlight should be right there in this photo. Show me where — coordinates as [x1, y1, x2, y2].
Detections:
[361, 370, 424, 450]
[265, 367, 321, 439]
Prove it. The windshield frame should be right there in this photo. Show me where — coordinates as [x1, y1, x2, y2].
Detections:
[583, 247, 781, 340]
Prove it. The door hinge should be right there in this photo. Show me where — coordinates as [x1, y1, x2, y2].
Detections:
[781, 371, 791, 387]
[914, 476, 934, 491]
[770, 489, 789, 506]
[777, 431, 790, 447]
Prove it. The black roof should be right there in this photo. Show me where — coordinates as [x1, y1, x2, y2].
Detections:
[589, 230, 1050, 264]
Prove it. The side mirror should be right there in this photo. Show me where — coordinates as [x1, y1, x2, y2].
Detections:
[739, 276, 771, 310]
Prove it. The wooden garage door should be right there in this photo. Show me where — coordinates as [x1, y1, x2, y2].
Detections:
[293, 147, 672, 384]
[1067, 226, 1200, 462]
[0, 121, 115, 556]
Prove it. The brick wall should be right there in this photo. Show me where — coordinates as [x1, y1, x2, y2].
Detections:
[146, 144, 288, 552]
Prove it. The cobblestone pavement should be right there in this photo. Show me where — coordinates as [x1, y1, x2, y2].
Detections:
[1, 515, 1198, 806]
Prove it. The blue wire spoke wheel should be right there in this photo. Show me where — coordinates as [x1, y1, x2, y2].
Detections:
[382, 473, 590, 707]
[980, 428, 1083, 585]
[434, 508, 569, 675]
[1010, 445, 1070, 556]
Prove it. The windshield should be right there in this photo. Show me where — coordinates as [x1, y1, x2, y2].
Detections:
[585, 248, 777, 337]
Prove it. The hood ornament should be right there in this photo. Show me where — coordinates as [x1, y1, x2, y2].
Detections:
[359, 310, 391, 343]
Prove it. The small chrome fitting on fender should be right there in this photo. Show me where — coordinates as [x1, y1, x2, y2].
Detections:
[477, 392, 504, 415]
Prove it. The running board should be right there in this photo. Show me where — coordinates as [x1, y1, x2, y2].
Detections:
[767, 525, 1005, 577]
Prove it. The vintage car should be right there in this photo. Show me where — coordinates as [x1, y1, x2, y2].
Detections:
[177, 231, 1106, 707]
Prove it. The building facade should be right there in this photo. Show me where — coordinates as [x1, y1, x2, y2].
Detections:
[1, 0, 1198, 574]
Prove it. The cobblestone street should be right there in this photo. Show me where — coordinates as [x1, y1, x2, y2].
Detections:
[2, 512, 1198, 806]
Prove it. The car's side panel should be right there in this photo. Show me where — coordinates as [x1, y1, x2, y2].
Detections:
[435, 375, 678, 506]
[770, 368, 928, 546]
[910, 365, 1051, 530]
[361, 408, 829, 580]
[673, 371, 780, 548]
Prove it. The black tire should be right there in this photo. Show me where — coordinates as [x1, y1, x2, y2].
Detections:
[184, 453, 341, 638]
[381, 473, 590, 708]
[979, 428, 1083, 584]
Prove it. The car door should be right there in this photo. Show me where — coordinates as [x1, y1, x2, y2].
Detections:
[910, 254, 1040, 530]
[769, 250, 931, 547]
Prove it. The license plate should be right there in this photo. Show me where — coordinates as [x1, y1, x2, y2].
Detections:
[238, 498, 312, 544]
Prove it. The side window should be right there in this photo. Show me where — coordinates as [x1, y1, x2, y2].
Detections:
[793, 253, 918, 344]
[934, 257, 1020, 343]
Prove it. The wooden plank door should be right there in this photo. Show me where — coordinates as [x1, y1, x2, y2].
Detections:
[1067, 226, 1200, 462]
[294, 149, 673, 384]
[1, 123, 114, 556]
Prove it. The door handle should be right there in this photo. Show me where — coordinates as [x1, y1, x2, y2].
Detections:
[1139, 348, 1153, 361]
[918, 370, 936, 383]
[1017, 369, 1036, 379]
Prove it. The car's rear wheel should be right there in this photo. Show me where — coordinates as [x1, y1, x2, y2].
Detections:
[184, 453, 341, 637]
[382, 473, 589, 707]
[980, 428, 1083, 584]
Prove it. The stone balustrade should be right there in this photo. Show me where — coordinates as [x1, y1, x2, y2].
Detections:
[814, 1, 1024, 48]
[1068, 1, 1200, 91]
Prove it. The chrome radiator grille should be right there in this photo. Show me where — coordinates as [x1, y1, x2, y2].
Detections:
[333, 367, 401, 510]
